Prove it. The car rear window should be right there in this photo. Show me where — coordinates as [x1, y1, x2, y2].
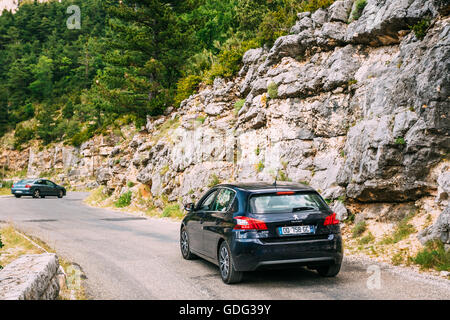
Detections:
[16, 179, 34, 184]
[249, 192, 328, 214]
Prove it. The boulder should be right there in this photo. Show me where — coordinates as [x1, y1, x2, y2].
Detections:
[96, 168, 111, 185]
[418, 205, 450, 249]
[328, 0, 352, 22]
[333, 201, 348, 221]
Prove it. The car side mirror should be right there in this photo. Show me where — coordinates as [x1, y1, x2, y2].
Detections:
[184, 203, 195, 212]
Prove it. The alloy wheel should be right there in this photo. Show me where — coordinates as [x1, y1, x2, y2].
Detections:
[219, 246, 230, 279]
[181, 230, 189, 257]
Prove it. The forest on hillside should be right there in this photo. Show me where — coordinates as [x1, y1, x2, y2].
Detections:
[0, 0, 334, 148]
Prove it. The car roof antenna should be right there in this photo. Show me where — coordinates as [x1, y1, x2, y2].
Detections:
[273, 168, 280, 187]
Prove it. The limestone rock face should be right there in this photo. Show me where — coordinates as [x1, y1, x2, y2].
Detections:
[0, 253, 61, 300]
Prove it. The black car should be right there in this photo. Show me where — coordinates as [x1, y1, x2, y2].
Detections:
[180, 182, 343, 284]
[11, 178, 66, 199]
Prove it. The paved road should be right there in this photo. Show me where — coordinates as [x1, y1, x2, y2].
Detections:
[0, 192, 449, 300]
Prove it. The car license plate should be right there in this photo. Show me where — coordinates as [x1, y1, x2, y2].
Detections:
[278, 225, 314, 235]
[16, 191, 22, 193]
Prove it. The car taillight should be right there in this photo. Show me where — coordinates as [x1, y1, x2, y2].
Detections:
[233, 216, 268, 230]
[324, 213, 339, 226]
[25, 184, 31, 189]
[11, 184, 14, 188]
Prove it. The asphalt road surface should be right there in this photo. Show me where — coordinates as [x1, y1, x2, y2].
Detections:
[0, 192, 449, 300]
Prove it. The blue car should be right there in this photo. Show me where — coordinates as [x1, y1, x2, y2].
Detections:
[180, 182, 343, 284]
[11, 178, 66, 199]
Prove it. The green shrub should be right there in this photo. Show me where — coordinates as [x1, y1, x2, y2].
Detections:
[351, 0, 367, 21]
[115, 191, 132, 208]
[410, 19, 430, 40]
[14, 124, 34, 150]
[174, 75, 203, 107]
[395, 137, 406, 145]
[234, 99, 245, 115]
[127, 181, 135, 188]
[345, 212, 356, 223]
[300, 0, 336, 12]
[161, 204, 183, 218]
[206, 39, 259, 83]
[267, 82, 278, 99]
[1, 180, 13, 188]
[352, 221, 367, 238]
[412, 240, 449, 271]
[256, 161, 265, 173]
[70, 128, 94, 147]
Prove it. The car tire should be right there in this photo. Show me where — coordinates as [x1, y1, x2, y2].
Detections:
[32, 189, 40, 199]
[218, 241, 243, 284]
[316, 263, 341, 277]
[14, 195, 21, 198]
[180, 227, 197, 260]
[58, 190, 64, 198]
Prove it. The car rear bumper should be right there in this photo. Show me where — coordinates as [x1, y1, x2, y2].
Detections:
[11, 189, 33, 196]
[230, 233, 343, 272]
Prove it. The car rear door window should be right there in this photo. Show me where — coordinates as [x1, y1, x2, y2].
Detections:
[46, 181, 56, 187]
[213, 189, 235, 212]
[249, 192, 328, 213]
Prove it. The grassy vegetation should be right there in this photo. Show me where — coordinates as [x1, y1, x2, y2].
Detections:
[352, 221, 367, 238]
[151, 117, 180, 143]
[127, 181, 135, 188]
[234, 99, 245, 115]
[379, 213, 417, 244]
[351, 0, 367, 21]
[195, 116, 206, 124]
[358, 232, 375, 245]
[391, 250, 407, 266]
[267, 82, 279, 99]
[0, 225, 47, 269]
[208, 173, 221, 188]
[115, 191, 133, 208]
[0, 180, 13, 196]
[0, 188, 11, 196]
[84, 186, 110, 206]
[160, 165, 170, 176]
[412, 240, 450, 272]
[161, 204, 184, 219]
[0, 224, 87, 299]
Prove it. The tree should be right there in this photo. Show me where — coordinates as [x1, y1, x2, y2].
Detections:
[29, 55, 54, 100]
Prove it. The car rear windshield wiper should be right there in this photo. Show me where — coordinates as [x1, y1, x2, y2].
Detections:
[292, 206, 316, 212]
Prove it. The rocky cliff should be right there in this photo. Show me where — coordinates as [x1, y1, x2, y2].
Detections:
[1, 0, 449, 246]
